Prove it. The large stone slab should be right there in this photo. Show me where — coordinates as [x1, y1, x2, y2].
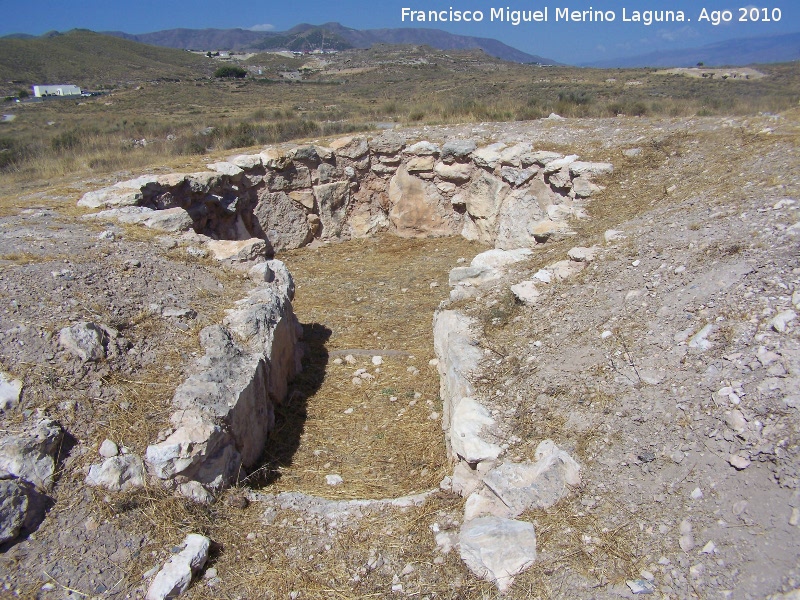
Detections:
[330, 136, 369, 159]
[462, 172, 510, 244]
[459, 516, 537, 593]
[252, 191, 313, 252]
[146, 272, 301, 491]
[206, 239, 269, 264]
[450, 398, 502, 464]
[433, 311, 483, 434]
[146, 533, 210, 600]
[388, 166, 452, 238]
[495, 189, 547, 250]
[313, 181, 351, 239]
[481, 441, 581, 515]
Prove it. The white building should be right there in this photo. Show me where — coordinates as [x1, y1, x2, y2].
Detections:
[32, 84, 81, 98]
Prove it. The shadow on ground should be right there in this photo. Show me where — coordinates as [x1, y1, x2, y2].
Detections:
[246, 322, 331, 487]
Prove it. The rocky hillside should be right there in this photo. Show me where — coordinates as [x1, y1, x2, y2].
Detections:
[0, 29, 212, 91]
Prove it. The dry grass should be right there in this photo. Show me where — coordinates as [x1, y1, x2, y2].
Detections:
[258, 234, 488, 499]
[519, 496, 644, 590]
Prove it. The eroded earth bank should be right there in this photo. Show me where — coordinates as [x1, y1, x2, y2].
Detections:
[1, 110, 799, 599]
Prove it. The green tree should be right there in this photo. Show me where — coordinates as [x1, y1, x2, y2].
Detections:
[214, 65, 247, 79]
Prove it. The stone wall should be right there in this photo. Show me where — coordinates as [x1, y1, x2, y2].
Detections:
[144, 260, 303, 499]
[79, 134, 612, 255]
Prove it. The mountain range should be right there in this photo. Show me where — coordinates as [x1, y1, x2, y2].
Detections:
[103, 22, 557, 65]
[585, 32, 800, 68]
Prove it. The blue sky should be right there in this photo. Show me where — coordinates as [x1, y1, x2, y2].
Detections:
[0, 0, 796, 64]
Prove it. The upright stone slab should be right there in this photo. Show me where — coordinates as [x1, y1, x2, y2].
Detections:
[313, 181, 351, 239]
[252, 191, 313, 252]
[388, 166, 453, 238]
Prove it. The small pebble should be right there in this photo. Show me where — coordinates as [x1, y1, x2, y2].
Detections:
[626, 579, 654, 594]
[326, 475, 343, 486]
[728, 455, 751, 470]
[732, 500, 748, 516]
[691, 488, 703, 500]
[701, 541, 717, 554]
[372, 355, 383, 366]
[99, 439, 119, 458]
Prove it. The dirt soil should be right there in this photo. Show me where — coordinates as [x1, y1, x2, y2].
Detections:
[0, 110, 798, 599]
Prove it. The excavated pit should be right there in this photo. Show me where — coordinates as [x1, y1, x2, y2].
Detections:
[74, 133, 616, 590]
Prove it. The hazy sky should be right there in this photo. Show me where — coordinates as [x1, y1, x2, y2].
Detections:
[1, 0, 796, 64]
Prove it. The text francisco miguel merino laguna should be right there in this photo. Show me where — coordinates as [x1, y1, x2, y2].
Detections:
[403, 6, 700, 26]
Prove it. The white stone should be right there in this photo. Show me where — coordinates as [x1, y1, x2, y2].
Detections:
[724, 410, 747, 433]
[479, 441, 580, 517]
[59, 322, 109, 362]
[207, 161, 243, 178]
[533, 269, 552, 284]
[547, 260, 584, 281]
[510, 281, 540, 305]
[626, 580, 655, 594]
[679, 534, 695, 552]
[372, 356, 383, 366]
[0, 418, 63, 490]
[459, 516, 537, 593]
[85, 455, 146, 492]
[326, 474, 344, 486]
[229, 154, 262, 170]
[146, 534, 210, 600]
[543, 154, 578, 174]
[567, 246, 598, 263]
[770, 310, 797, 333]
[404, 141, 440, 156]
[464, 490, 514, 521]
[179, 481, 214, 505]
[701, 541, 717, 554]
[450, 398, 502, 464]
[206, 238, 267, 264]
[569, 161, 614, 177]
[688, 324, 714, 351]
[99, 439, 119, 458]
[471, 143, 506, 169]
[728, 455, 751, 470]
[471, 248, 532, 270]
[0, 372, 23, 411]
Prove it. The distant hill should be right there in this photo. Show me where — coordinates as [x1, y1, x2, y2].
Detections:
[0, 29, 212, 91]
[103, 22, 558, 64]
[107, 28, 268, 52]
[585, 32, 800, 68]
